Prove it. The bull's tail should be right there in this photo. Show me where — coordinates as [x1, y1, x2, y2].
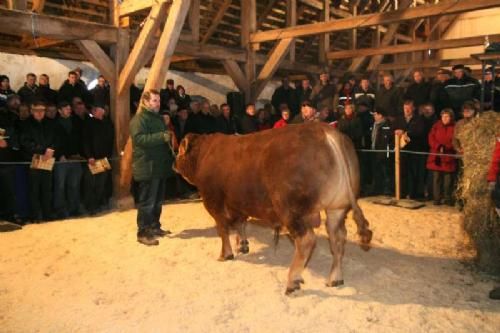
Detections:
[326, 131, 372, 251]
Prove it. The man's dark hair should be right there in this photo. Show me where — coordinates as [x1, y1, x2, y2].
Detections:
[220, 103, 229, 109]
[403, 99, 414, 106]
[68, 71, 77, 77]
[245, 103, 255, 109]
[26, 73, 36, 79]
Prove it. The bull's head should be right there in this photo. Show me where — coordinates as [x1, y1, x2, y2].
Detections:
[175, 133, 201, 185]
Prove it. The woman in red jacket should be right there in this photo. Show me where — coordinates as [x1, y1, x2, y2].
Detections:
[426, 109, 456, 205]
[487, 135, 500, 300]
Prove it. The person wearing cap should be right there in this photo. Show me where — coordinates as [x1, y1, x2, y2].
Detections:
[405, 70, 431, 110]
[375, 74, 403, 122]
[484, 67, 500, 112]
[53, 101, 83, 218]
[444, 64, 480, 117]
[311, 70, 337, 112]
[160, 79, 178, 112]
[81, 103, 114, 215]
[370, 109, 393, 196]
[291, 100, 316, 124]
[20, 100, 60, 222]
[426, 109, 456, 206]
[130, 89, 174, 246]
[0, 75, 15, 108]
[430, 68, 452, 114]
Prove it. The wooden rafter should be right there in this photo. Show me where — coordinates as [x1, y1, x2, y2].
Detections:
[118, 2, 168, 95]
[222, 59, 250, 93]
[250, 0, 500, 43]
[257, 0, 279, 28]
[201, 0, 232, 45]
[75, 40, 115, 81]
[328, 34, 500, 60]
[0, 8, 117, 44]
[119, 0, 168, 17]
[188, 0, 200, 43]
[144, 0, 192, 91]
[377, 58, 480, 71]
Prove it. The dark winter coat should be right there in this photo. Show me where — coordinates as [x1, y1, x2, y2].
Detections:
[19, 116, 60, 161]
[56, 115, 83, 159]
[375, 86, 403, 119]
[393, 114, 427, 152]
[237, 113, 259, 134]
[17, 84, 39, 105]
[58, 81, 89, 105]
[0, 88, 15, 108]
[353, 87, 376, 112]
[430, 81, 451, 113]
[81, 116, 114, 160]
[37, 85, 58, 105]
[215, 115, 237, 135]
[90, 85, 110, 108]
[0, 108, 19, 162]
[337, 114, 363, 149]
[404, 81, 431, 109]
[444, 76, 480, 114]
[272, 85, 298, 115]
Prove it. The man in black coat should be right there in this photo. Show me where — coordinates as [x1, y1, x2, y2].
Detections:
[404, 70, 431, 110]
[375, 74, 403, 122]
[272, 77, 298, 116]
[90, 75, 110, 109]
[393, 100, 427, 200]
[20, 101, 60, 221]
[81, 104, 114, 214]
[215, 103, 237, 134]
[160, 79, 178, 112]
[295, 78, 313, 116]
[237, 103, 259, 134]
[17, 73, 39, 106]
[37, 74, 58, 105]
[53, 101, 83, 218]
[370, 109, 394, 195]
[58, 71, 90, 106]
[0, 103, 19, 222]
[430, 69, 452, 114]
[445, 64, 480, 117]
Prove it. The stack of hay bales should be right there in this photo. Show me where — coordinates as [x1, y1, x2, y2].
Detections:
[456, 111, 500, 274]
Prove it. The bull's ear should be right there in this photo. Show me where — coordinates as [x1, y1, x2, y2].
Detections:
[178, 137, 189, 157]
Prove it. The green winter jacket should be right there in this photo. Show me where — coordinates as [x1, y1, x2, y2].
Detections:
[130, 108, 174, 181]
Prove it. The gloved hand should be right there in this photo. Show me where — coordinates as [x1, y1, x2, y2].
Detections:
[488, 182, 496, 191]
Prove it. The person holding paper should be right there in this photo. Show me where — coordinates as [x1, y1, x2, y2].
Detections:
[20, 101, 59, 222]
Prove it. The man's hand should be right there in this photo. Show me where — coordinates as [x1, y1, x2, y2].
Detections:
[0, 139, 7, 148]
[42, 148, 54, 161]
[394, 129, 404, 136]
[88, 158, 96, 166]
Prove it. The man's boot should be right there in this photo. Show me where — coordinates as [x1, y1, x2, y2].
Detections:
[137, 230, 159, 246]
[151, 227, 172, 238]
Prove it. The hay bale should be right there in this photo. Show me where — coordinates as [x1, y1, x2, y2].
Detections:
[456, 111, 500, 274]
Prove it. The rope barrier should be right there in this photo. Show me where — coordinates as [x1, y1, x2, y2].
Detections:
[0, 156, 121, 166]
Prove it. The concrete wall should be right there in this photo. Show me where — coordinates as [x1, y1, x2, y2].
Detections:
[440, 8, 500, 62]
[0, 52, 278, 106]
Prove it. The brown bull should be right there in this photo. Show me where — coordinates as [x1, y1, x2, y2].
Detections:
[175, 122, 372, 294]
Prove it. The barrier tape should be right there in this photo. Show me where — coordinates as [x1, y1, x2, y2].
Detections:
[0, 157, 121, 166]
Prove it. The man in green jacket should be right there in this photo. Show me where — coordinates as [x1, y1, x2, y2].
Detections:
[130, 89, 174, 246]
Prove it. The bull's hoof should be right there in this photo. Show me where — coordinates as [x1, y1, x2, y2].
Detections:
[285, 284, 301, 295]
[238, 245, 249, 254]
[217, 254, 234, 261]
[294, 277, 305, 285]
[326, 280, 344, 287]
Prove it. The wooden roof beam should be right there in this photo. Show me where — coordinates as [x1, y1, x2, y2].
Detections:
[0, 8, 117, 44]
[119, 0, 169, 17]
[250, 0, 500, 43]
[201, 0, 232, 45]
[327, 34, 500, 60]
[377, 58, 480, 71]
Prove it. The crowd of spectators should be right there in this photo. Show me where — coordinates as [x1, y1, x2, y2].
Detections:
[1, 63, 499, 224]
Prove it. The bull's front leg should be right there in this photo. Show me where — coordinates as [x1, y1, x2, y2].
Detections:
[216, 222, 234, 261]
[234, 220, 249, 254]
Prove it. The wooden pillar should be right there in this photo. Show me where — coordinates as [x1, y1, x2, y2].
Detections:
[318, 0, 330, 64]
[241, 0, 256, 102]
[286, 0, 297, 63]
[395, 133, 401, 201]
[189, 0, 200, 44]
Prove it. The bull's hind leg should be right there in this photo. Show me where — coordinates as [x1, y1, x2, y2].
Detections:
[234, 220, 249, 254]
[286, 228, 316, 295]
[325, 208, 348, 287]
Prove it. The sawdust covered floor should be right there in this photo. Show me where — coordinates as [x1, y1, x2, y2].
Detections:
[1, 199, 499, 333]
